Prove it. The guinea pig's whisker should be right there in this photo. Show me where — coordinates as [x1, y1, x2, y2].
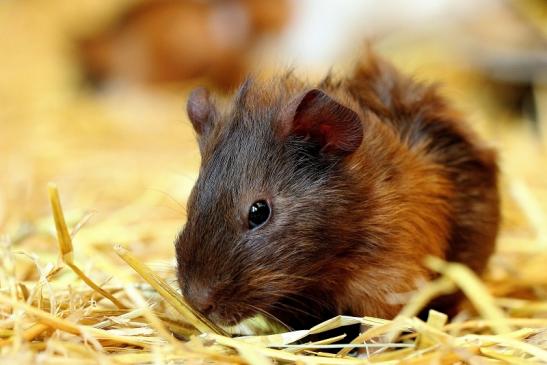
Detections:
[147, 188, 187, 215]
[268, 301, 322, 321]
[246, 304, 290, 330]
[258, 290, 328, 312]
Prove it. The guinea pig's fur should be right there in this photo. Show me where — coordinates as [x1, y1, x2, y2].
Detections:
[175, 53, 500, 330]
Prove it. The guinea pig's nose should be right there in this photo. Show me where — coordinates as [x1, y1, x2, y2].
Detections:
[187, 287, 216, 315]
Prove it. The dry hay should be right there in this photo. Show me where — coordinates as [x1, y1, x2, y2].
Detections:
[1, 158, 547, 365]
[1, 0, 547, 364]
[2, 176, 547, 364]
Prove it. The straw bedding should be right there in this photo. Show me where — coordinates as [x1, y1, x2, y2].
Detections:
[1, 1, 547, 364]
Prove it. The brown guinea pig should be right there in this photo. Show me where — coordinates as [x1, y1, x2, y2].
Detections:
[79, 0, 289, 90]
[174, 54, 500, 330]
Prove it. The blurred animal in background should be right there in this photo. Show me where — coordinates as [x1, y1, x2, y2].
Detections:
[78, 0, 290, 91]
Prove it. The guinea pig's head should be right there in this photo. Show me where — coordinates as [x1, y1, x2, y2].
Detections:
[175, 81, 364, 328]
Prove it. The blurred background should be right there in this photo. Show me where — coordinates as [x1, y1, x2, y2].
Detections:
[0, 0, 546, 277]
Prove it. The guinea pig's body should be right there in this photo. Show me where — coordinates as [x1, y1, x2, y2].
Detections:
[175, 54, 499, 330]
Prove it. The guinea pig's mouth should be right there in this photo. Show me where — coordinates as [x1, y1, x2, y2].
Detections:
[209, 307, 290, 335]
[207, 307, 254, 327]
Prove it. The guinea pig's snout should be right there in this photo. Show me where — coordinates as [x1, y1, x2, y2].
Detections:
[185, 285, 217, 316]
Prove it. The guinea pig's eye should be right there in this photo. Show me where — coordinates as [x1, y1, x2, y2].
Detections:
[248, 200, 271, 229]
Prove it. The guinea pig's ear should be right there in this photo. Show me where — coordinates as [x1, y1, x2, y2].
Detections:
[278, 89, 363, 155]
[187, 87, 215, 136]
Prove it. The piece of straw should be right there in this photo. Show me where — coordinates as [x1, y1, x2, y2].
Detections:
[48, 183, 126, 309]
[426, 256, 512, 335]
[113, 244, 228, 336]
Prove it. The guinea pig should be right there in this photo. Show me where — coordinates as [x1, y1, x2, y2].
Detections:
[79, 0, 290, 90]
[174, 53, 500, 330]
